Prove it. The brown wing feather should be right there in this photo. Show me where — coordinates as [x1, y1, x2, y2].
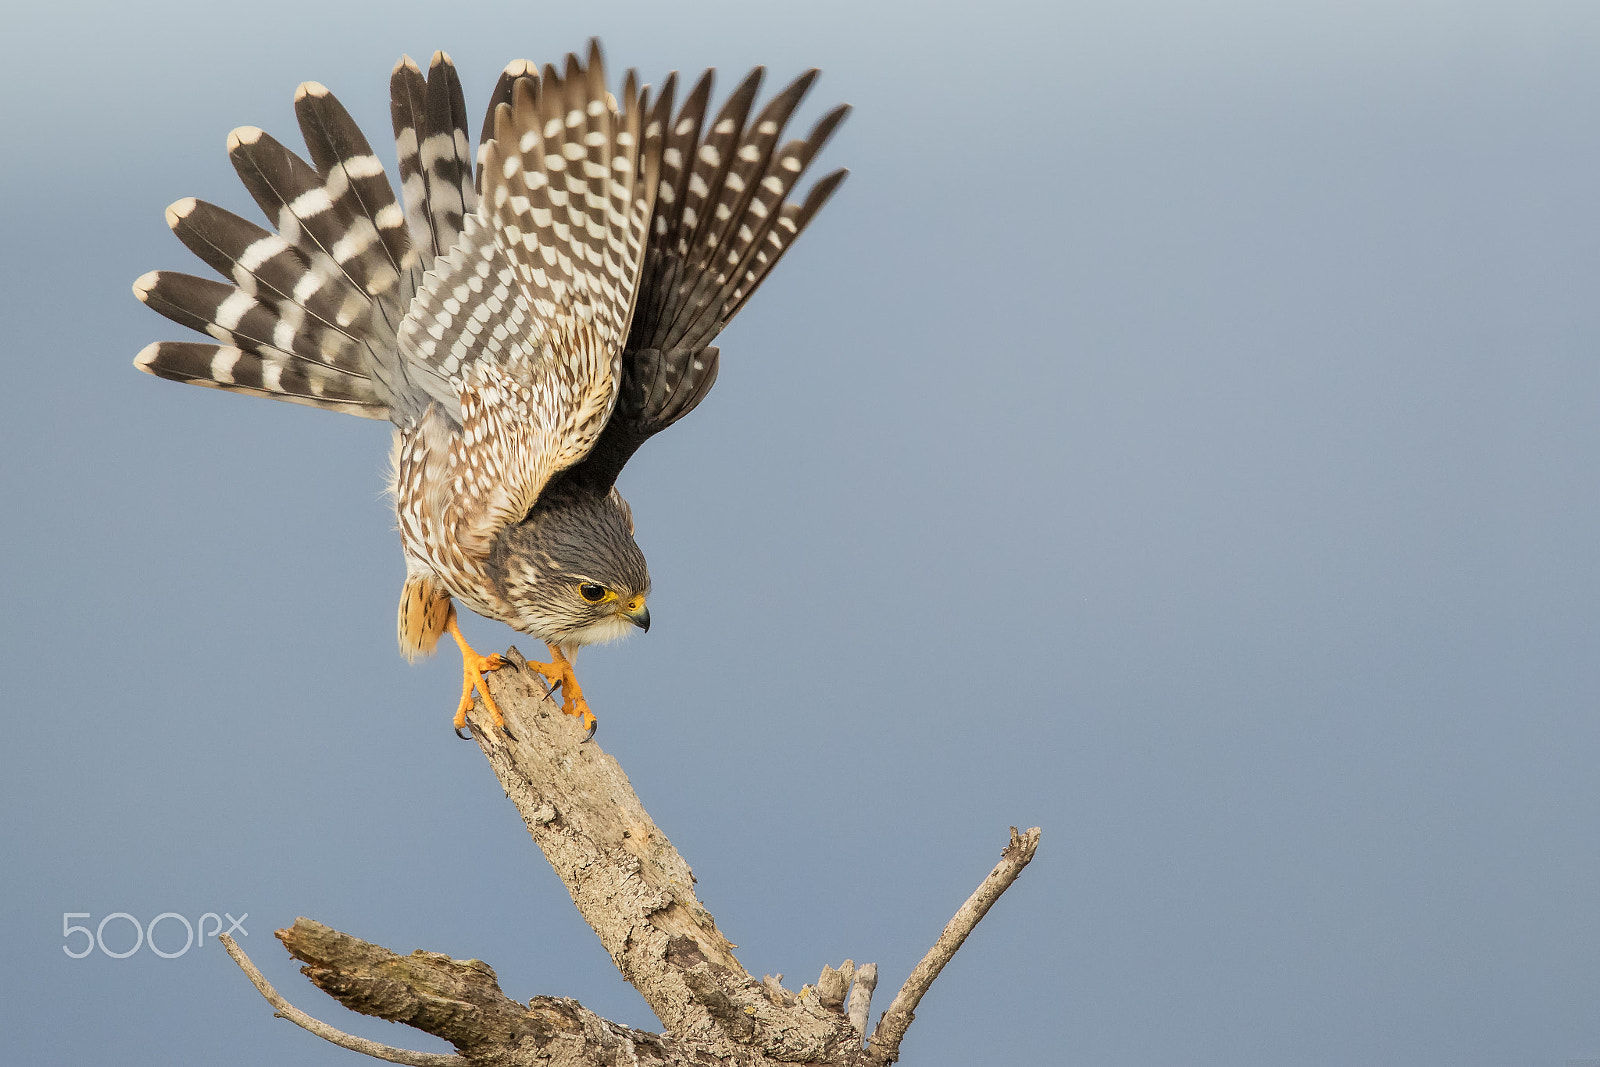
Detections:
[554, 66, 849, 495]
[395, 44, 658, 559]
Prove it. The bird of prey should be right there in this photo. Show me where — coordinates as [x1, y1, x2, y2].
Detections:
[133, 43, 847, 737]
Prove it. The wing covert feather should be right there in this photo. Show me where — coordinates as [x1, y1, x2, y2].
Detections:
[396, 43, 658, 557]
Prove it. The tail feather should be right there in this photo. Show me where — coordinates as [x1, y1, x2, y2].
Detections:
[423, 51, 477, 238]
[135, 80, 421, 419]
[164, 197, 274, 284]
[135, 269, 368, 378]
[390, 52, 476, 263]
[136, 270, 290, 356]
[134, 341, 386, 418]
[293, 81, 413, 282]
[164, 197, 360, 350]
[228, 125, 404, 319]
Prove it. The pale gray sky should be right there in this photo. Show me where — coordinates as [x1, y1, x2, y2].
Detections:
[6, 1, 1600, 1064]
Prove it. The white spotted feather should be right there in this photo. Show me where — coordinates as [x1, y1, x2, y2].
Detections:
[394, 46, 658, 565]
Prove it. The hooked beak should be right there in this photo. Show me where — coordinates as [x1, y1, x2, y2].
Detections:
[625, 602, 651, 633]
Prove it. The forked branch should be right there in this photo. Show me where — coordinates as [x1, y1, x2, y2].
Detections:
[221, 933, 464, 1067]
[220, 648, 1040, 1065]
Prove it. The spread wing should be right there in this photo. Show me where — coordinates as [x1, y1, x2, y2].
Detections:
[394, 43, 659, 557]
[551, 65, 850, 495]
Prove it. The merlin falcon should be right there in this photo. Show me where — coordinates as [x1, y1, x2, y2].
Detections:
[133, 43, 848, 736]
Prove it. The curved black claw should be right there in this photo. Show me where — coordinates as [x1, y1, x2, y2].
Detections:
[580, 720, 598, 744]
[455, 724, 474, 741]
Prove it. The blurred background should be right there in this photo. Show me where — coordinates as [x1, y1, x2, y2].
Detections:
[5, 1, 1600, 1064]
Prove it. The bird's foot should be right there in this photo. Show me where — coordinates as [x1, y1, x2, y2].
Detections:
[453, 649, 506, 735]
[446, 608, 506, 735]
[524, 647, 597, 740]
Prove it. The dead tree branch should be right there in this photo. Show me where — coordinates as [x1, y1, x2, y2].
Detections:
[226, 647, 1040, 1065]
[867, 827, 1042, 1063]
[221, 932, 464, 1067]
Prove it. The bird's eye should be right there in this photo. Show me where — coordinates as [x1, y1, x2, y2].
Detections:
[579, 583, 608, 603]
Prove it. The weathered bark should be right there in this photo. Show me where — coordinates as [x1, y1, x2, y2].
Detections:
[222, 646, 1041, 1065]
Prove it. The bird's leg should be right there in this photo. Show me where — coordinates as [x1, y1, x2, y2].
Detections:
[445, 605, 506, 732]
[522, 645, 597, 739]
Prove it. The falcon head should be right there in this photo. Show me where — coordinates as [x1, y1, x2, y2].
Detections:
[487, 487, 651, 650]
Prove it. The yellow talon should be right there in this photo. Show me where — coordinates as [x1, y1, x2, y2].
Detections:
[446, 607, 506, 731]
[523, 644, 598, 738]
